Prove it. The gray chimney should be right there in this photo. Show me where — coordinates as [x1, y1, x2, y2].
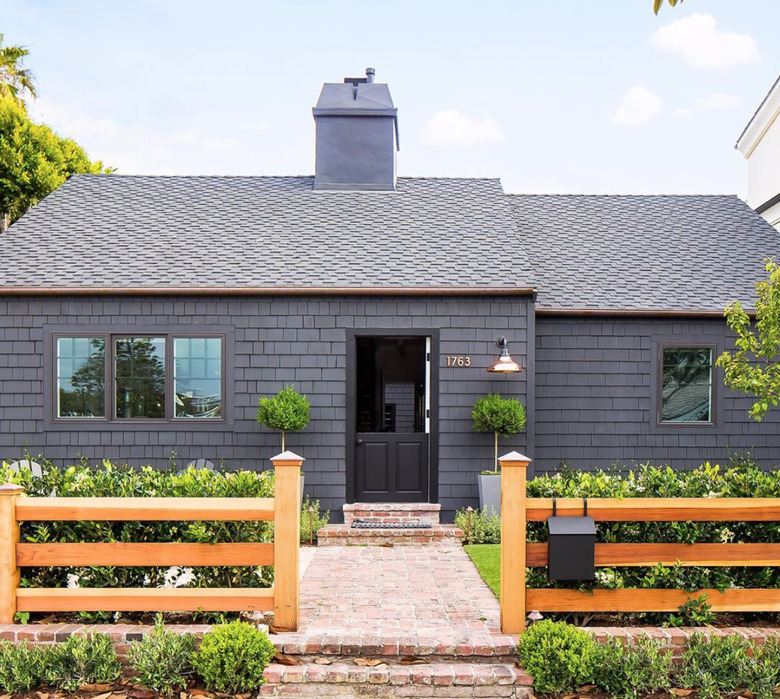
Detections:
[313, 68, 399, 191]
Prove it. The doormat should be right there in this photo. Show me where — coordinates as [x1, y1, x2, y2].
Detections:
[351, 520, 432, 529]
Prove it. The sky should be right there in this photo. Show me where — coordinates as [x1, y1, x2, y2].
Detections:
[2, 0, 779, 197]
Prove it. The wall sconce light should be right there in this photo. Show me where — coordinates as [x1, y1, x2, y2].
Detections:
[487, 337, 522, 374]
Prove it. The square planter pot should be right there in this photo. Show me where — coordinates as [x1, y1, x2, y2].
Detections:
[478, 473, 501, 516]
[300, 473, 305, 510]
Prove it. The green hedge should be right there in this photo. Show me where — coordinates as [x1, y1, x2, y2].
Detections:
[457, 459, 780, 620]
[0, 458, 289, 604]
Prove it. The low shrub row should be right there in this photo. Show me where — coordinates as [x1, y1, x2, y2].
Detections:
[0, 458, 329, 610]
[0, 619, 276, 696]
[518, 620, 780, 699]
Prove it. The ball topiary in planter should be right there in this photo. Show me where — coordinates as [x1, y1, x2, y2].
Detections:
[472, 393, 526, 515]
[256, 384, 311, 452]
[472, 393, 526, 474]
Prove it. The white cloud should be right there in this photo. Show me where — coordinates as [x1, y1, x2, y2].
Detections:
[652, 13, 759, 70]
[674, 107, 694, 118]
[28, 98, 245, 174]
[423, 109, 506, 145]
[612, 88, 663, 127]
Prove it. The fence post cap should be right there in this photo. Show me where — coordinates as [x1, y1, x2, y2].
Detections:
[498, 451, 531, 465]
[271, 451, 305, 465]
[0, 483, 24, 495]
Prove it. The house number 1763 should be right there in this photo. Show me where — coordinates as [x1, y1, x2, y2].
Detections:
[446, 356, 472, 367]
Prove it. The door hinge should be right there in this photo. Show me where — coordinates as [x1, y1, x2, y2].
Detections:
[426, 352, 430, 361]
[426, 409, 430, 418]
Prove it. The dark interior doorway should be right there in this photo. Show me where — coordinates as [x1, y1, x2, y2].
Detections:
[353, 336, 430, 502]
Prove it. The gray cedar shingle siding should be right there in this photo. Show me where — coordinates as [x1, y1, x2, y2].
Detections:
[534, 316, 780, 473]
[0, 294, 531, 521]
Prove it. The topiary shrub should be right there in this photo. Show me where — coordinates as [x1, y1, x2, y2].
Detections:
[193, 620, 276, 693]
[471, 393, 526, 473]
[257, 385, 311, 452]
[517, 620, 597, 694]
[127, 616, 197, 697]
[0, 641, 50, 693]
[592, 635, 672, 699]
[45, 633, 121, 692]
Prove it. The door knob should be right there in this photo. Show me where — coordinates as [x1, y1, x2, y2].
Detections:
[356, 439, 364, 445]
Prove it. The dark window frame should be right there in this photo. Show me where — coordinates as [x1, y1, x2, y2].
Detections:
[653, 340, 717, 428]
[47, 327, 231, 428]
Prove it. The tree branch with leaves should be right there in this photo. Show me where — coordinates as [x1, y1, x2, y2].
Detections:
[717, 259, 780, 422]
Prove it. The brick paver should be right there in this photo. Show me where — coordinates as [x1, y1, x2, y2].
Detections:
[273, 544, 515, 656]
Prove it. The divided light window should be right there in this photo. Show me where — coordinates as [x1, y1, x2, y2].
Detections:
[660, 346, 713, 424]
[55, 334, 223, 421]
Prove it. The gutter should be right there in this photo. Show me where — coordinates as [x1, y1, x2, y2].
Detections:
[0, 286, 537, 297]
[536, 308, 749, 318]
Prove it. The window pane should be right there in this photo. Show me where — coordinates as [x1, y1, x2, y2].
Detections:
[174, 337, 222, 418]
[115, 337, 166, 419]
[662, 347, 712, 422]
[57, 337, 105, 418]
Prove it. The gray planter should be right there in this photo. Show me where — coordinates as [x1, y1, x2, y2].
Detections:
[478, 473, 501, 516]
[300, 473, 305, 510]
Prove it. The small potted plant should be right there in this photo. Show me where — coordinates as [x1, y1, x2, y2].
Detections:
[257, 385, 311, 505]
[472, 393, 526, 515]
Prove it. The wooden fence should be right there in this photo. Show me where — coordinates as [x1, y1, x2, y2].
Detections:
[499, 451, 780, 634]
[0, 451, 303, 631]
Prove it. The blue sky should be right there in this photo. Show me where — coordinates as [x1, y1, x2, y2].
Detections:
[2, 0, 778, 196]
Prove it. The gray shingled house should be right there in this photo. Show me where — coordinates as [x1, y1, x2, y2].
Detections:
[1, 70, 779, 521]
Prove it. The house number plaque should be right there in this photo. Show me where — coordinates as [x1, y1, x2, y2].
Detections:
[445, 356, 472, 367]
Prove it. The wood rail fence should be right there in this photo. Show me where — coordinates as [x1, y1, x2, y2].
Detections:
[0, 452, 303, 631]
[499, 451, 780, 634]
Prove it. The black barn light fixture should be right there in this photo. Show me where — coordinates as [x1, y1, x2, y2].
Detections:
[487, 336, 522, 374]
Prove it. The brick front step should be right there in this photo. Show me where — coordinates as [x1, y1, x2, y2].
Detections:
[343, 502, 442, 526]
[260, 660, 533, 698]
[318, 523, 463, 546]
[272, 629, 518, 659]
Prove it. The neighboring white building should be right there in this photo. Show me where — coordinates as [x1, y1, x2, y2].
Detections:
[737, 75, 780, 230]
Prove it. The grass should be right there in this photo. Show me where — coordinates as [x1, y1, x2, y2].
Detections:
[464, 544, 500, 597]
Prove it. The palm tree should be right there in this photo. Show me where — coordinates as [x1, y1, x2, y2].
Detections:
[0, 33, 37, 105]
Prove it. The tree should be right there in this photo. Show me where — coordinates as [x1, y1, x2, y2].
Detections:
[257, 385, 311, 451]
[717, 259, 780, 422]
[471, 393, 527, 473]
[653, 0, 683, 13]
[0, 33, 36, 105]
[0, 96, 110, 231]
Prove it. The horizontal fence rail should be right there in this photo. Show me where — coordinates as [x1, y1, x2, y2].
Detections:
[497, 452, 780, 634]
[0, 452, 303, 630]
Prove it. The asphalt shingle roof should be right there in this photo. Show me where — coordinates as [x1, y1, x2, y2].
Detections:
[3, 176, 779, 313]
[512, 194, 780, 311]
[0, 175, 533, 291]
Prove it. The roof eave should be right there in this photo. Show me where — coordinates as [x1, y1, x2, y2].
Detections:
[0, 285, 537, 297]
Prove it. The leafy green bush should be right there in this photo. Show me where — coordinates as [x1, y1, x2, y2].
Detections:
[0, 459, 274, 594]
[517, 620, 597, 694]
[193, 620, 276, 694]
[127, 617, 197, 697]
[0, 641, 50, 693]
[300, 496, 330, 544]
[257, 385, 311, 451]
[454, 505, 501, 544]
[472, 393, 526, 473]
[673, 633, 780, 699]
[592, 636, 672, 699]
[45, 633, 121, 692]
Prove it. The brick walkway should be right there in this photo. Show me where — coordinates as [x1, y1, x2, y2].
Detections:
[272, 544, 517, 657]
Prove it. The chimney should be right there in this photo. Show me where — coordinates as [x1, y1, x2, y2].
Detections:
[313, 68, 399, 191]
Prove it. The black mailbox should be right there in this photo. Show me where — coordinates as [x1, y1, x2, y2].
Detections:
[547, 498, 596, 581]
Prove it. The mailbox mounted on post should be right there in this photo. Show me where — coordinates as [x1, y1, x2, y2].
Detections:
[547, 498, 596, 581]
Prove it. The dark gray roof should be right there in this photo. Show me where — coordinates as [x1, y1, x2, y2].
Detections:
[0, 175, 533, 291]
[512, 194, 780, 312]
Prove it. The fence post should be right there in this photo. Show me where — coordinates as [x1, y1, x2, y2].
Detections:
[499, 451, 531, 634]
[272, 451, 303, 632]
[0, 484, 24, 624]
